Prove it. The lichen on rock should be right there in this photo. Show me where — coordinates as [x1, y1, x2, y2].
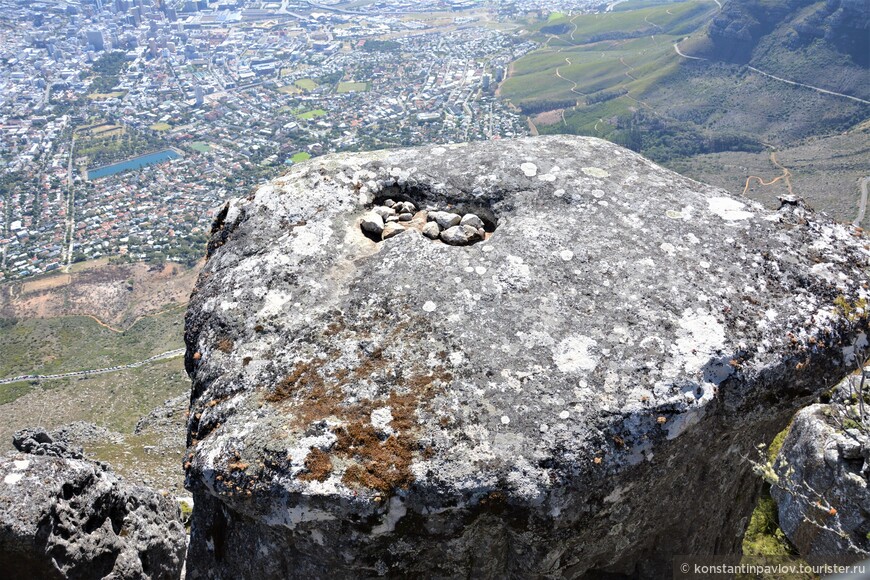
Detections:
[0, 429, 187, 580]
[182, 136, 870, 578]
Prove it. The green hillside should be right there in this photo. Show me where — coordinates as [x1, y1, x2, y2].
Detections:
[500, 0, 868, 172]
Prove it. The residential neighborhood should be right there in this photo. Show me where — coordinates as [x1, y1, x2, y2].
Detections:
[0, 0, 603, 280]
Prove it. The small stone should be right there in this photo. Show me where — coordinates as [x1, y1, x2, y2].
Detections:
[839, 435, 864, 460]
[401, 201, 417, 214]
[373, 206, 396, 220]
[385, 215, 400, 223]
[440, 225, 483, 246]
[460, 214, 485, 230]
[430, 211, 462, 229]
[422, 222, 441, 239]
[398, 213, 413, 222]
[360, 212, 385, 235]
[409, 210, 429, 228]
[382, 223, 406, 240]
[383, 199, 396, 207]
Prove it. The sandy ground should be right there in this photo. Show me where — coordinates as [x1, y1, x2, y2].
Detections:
[0, 260, 202, 328]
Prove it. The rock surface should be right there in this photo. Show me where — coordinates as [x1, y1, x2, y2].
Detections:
[772, 401, 870, 562]
[184, 136, 870, 578]
[0, 429, 187, 579]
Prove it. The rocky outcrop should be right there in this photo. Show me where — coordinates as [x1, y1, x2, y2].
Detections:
[183, 136, 870, 578]
[772, 397, 870, 561]
[0, 429, 187, 579]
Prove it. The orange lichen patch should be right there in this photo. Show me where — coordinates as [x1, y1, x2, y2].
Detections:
[264, 359, 326, 402]
[330, 393, 420, 494]
[228, 460, 249, 472]
[387, 391, 419, 433]
[323, 321, 344, 337]
[216, 337, 235, 353]
[297, 448, 333, 482]
[352, 347, 387, 380]
[257, 312, 455, 494]
[340, 434, 415, 493]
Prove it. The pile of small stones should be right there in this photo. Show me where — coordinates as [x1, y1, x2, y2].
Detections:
[360, 199, 487, 246]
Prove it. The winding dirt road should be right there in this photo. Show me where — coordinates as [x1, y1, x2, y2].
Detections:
[742, 149, 794, 197]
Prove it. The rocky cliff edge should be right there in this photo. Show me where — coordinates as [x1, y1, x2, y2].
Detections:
[182, 136, 870, 577]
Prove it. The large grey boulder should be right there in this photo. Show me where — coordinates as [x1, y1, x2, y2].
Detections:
[0, 429, 187, 579]
[183, 136, 870, 578]
[772, 402, 870, 562]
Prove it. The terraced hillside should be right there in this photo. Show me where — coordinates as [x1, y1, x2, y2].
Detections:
[500, 0, 869, 218]
[501, 1, 718, 120]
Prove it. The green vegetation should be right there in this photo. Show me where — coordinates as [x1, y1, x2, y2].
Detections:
[290, 151, 311, 163]
[0, 356, 190, 490]
[767, 423, 792, 462]
[500, 2, 774, 164]
[296, 109, 327, 120]
[189, 141, 212, 153]
[139, 231, 208, 268]
[74, 122, 166, 168]
[600, 110, 763, 163]
[294, 78, 318, 91]
[742, 491, 796, 557]
[547, 11, 565, 22]
[277, 84, 302, 95]
[0, 309, 184, 383]
[534, 2, 711, 44]
[149, 122, 172, 131]
[337, 81, 368, 93]
[0, 382, 31, 406]
[89, 51, 129, 94]
[362, 39, 401, 52]
[318, 70, 344, 87]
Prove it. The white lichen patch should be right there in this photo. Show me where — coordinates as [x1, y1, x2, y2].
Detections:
[371, 407, 394, 436]
[290, 222, 333, 256]
[13, 460, 29, 471]
[371, 496, 408, 535]
[707, 197, 754, 221]
[4, 473, 23, 485]
[581, 167, 609, 178]
[422, 301, 437, 312]
[256, 290, 293, 318]
[672, 308, 726, 374]
[520, 162, 538, 177]
[553, 335, 599, 373]
[560, 250, 574, 262]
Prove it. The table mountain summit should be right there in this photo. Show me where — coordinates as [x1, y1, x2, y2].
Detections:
[182, 136, 869, 578]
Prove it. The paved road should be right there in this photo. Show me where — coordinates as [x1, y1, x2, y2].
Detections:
[747, 66, 870, 105]
[0, 348, 186, 386]
[854, 176, 870, 228]
[673, 41, 706, 60]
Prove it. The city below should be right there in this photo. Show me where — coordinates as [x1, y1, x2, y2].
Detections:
[0, 0, 604, 281]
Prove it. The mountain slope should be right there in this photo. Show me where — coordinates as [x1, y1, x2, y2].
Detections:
[692, 0, 869, 98]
